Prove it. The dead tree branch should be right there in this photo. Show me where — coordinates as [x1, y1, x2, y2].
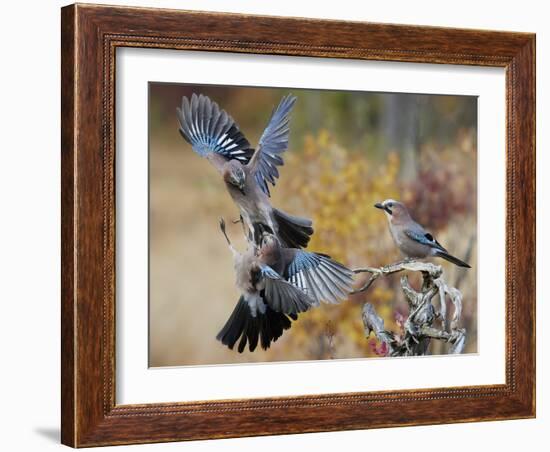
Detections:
[356, 260, 466, 356]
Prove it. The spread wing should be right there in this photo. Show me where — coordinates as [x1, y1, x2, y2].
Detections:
[261, 265, 314, 314]
[250, 95, 297, 196]
[177, 93, 254, 165]
[284, 250, 354, 305]
[404, 228, 447, 252]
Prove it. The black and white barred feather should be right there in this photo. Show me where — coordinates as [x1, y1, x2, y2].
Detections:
[283, 250, 354, 305]
[177, 93, 254, 162]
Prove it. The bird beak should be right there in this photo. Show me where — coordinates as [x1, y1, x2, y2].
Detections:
[374, 202, 391, 215]
[237, 174, 246, 194]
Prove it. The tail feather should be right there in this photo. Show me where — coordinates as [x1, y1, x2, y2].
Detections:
[435, 251, 471, 268]
[216, 297, 295, 353]
[216, 296, 249, 348]
[273, 208, 314, 249]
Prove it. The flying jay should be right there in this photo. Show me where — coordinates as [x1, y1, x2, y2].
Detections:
[177, 93, 313, 249]
[374, 199, 471, 268]
[216, 218, 354, 353]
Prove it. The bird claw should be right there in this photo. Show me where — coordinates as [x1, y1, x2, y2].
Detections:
[232, 217, 242, 224]
[219, 217, 232, 246]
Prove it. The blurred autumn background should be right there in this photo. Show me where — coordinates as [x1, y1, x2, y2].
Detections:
[148, 83, 477, 367]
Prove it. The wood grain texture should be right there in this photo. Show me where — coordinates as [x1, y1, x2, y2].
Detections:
[60, 5, 76, 446]
[60, 3, 536, 447]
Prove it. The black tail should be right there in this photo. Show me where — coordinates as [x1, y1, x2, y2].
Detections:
[435, 251, 471, 268]
[216, 297, 297, 353]
[273, 208, 314, 249]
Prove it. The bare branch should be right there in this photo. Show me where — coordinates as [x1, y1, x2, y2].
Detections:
[362, 303, 403, 356]
[357, 260, 467, 356]
[352, 260, 441, 294]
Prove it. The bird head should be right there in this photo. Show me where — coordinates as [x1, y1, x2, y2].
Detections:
[257, 232, 282, 264]
[259, 232, 280, 250]
[223, 160, 246, 194]
[374, 199, 410, 222]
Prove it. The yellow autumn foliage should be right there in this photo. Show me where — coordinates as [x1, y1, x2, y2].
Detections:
[268, 130, 404, 360]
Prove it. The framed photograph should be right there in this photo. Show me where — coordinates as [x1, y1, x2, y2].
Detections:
[61, 3, 535, 447]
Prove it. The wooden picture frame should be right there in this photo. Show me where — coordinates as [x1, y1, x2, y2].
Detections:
[61, 3, 535, 447]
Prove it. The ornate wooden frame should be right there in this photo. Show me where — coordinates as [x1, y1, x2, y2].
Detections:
[61, 3, 535, 447]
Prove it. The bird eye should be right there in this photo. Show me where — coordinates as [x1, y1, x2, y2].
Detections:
[388, 202, 393, 208]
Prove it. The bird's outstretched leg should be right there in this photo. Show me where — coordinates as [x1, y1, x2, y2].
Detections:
[219, 218, 239, 257]
[219, 217, 230, 244]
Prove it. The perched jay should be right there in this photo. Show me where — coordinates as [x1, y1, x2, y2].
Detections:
[177, 93, 313, 248]
[217, 219, 354, 353]
[374, 199, 471, 268]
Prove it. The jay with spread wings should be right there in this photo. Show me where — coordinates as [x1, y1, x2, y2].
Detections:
[216, 219, 354, 353]
[177, 93, 313, 249]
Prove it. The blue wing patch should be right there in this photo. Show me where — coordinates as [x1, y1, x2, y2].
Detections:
[405, 229, 446, 252]
[287, 250, 321, 279]
[260, 264, 282, 279]
[177, 93, 254, 162]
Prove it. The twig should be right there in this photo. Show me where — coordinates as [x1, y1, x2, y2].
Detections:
[352, 260, 441, 294]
